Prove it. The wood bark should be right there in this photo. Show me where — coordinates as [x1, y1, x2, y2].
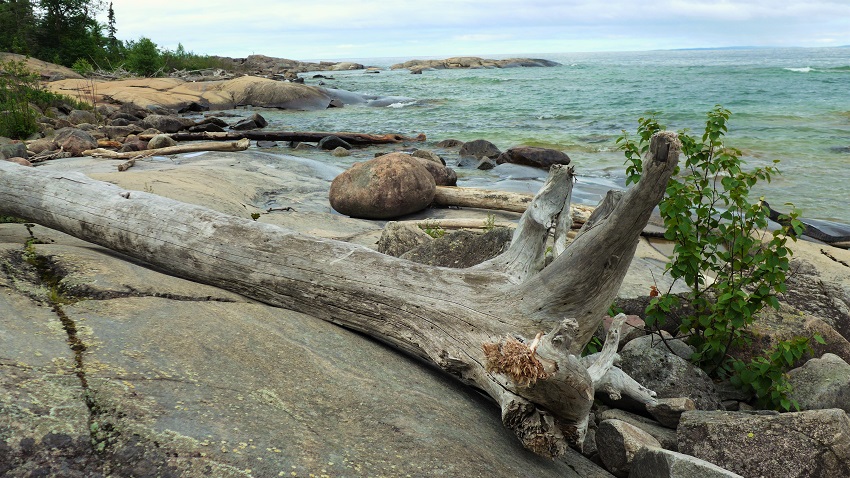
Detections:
[0, 132, 681, 457]
[138, 131, 427, 145]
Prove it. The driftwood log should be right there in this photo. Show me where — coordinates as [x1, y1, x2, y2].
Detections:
[434, 185, 594, 223]
[0, 132, 681, 457]
[138, 131, 426, 145]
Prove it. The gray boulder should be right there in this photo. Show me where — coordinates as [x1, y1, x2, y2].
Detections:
[595, 419, 661, 477]
[0, 142, 28, 160]
[146, 134, 177, 150]
[401, 227, 513, 268]
[597, 408, 678, 450]
[414, 157, 457, 186]
[329, 155, 436, 219]
[630, 447, 743, 478]
[496, 146, 571, 170]
[646, 397, 696, 429]
[318, 135, 352, 151]
[67, 109, 98, 125]
[619, 335, 723, 410]
[436, 138, 464, 148]
[141, 114, 191, 133]
[787, 353, 850, 412]
[54, 127, 97, 156]
[459, 138, 501, 160]
[377, 222, 433, 257]
[677, 409, 850, 478]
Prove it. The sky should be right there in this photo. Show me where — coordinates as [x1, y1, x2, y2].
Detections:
[100, 1, 850, 61]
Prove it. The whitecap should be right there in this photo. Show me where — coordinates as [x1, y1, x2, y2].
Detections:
[386, 101, 417, 108]
[784, 67, 814, 73]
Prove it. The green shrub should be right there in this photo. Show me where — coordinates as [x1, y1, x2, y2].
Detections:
[0, 59, 94, 138]
[72, 58, 94, 76]
[730, 335, 822, 411]
[618, 106, 806, 409]
[125, 37, 163, 77]
[0, 59, 40, 138]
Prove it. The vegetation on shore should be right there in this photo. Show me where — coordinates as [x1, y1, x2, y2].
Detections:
[0, 1, 230, 77]
[618, 105, 816, 411]
[0, 58, 89, 138]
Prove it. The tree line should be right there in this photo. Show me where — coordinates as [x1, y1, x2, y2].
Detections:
[0, 0, 230, 76]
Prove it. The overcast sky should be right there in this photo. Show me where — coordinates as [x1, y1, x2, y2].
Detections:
[100, 1, 850, 61]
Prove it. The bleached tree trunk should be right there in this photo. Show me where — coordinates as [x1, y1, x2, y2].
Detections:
[0, 132, 680, 457]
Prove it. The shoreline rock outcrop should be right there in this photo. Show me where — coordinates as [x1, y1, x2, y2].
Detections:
[390, 56, 560, 71]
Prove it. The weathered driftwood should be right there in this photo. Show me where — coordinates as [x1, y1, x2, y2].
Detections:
[434, 185, 594, 225]
[138, 131, 427, 145]
[0, 132, 681, 457]
[82, 138, 250, 166]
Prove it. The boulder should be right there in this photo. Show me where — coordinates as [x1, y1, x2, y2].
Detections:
[101, 125, 144, 140]
[459, 139, 501, 160]
[329, 155, 436, 219]
[147, 134, 177, 150]
[677, 409, 850, 478]
[597, 408, 678, 450]
[141, 114, 191, 134]
[618, 335, 723, 410]
[496, 146, 571, 169]
[377, 222, 433, 257]
[0, 142, 28, 160]
[331, 146, 350, 157]
[411, 148, 445, 165]
[477, 158, 496, 170]
[318, 135, 352, 151]
[630, 447, 743, 478]
[54, 128, 97, 156]
[436, 138, 464, 148]
[67, 109, 98, 126]
[189, 122, 226, 133]
[595, 419, 661, 477]
[26, 138, 56, 154]
[786, 353, 850, 412]
[401, 227, 513, 268]
[777, 243, 850, 338]
[646, 397, 696, 429]
[414, 157, 457, 186]
[231, 113, 267, 131]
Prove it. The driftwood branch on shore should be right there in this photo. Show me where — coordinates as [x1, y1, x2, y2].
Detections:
[81, 138, 250, 170]
[138, 131, 427, 145]
[0, 132, 681, 457]
[434, 185, 594, 224]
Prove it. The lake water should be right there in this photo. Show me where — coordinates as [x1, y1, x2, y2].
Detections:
[243, 47, 850, 224]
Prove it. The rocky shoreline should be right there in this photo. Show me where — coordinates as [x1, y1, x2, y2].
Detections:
[2, 55, 850, 477]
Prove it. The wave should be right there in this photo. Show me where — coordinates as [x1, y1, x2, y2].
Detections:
[784, 67, 814, 73]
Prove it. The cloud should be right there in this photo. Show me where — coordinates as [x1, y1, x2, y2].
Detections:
[101, 0, 850, 59]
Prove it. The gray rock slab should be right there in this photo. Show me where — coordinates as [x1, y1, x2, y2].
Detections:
[677, 409, 850, 478]
[630, 447, 743, 478]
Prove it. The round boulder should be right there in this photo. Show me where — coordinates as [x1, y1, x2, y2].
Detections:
[329, 155, 436, 219]
[496, 146, 571, 170]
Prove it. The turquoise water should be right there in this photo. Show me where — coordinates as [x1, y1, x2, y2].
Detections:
[255, 47, 850, 223]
